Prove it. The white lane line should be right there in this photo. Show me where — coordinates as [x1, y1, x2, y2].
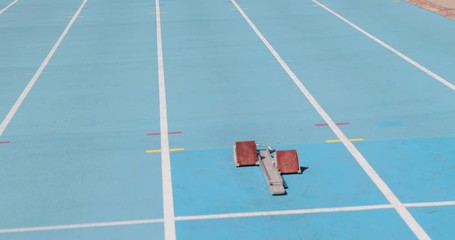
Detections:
[155, 0, 176, 239]
[312, 0, 455, 91]
[0, 0, 87, 137]
[1, 200, 454, 234]
[0, 0, 18, 14]
[230, 1, 430, 239]
[176, 200, 455, 221]
[0, 219, 163, 234]
[175, 204, 393, 221]
[405, 200, 455, 208]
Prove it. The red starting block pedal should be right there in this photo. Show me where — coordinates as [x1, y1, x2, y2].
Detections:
[234, 140, 258, 166]
[276, 150, 301, 174]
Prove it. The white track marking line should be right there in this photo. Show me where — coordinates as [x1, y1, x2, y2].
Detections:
[0, 0, 87, 137]
[1, 200, 455, 234]
[177, 200, 455, 221]
[155, 0, 176, 239]
[0, 219, 163, 234]
[0, 0, 18, 14]
[0, 201, 455, 234]
[230, 1, 430, 239]
[175, 204, 393, 221]
[312, 0, 455, 91]
[405, 200, 455, 208]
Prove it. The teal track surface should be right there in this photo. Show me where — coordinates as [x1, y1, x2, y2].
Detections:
[0, 0, 454, 239]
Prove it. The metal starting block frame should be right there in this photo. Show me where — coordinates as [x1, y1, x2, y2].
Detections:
[257, 144, 286, 195]
[234, 141, 301, 195]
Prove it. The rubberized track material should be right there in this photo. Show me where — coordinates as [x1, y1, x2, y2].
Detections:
[0, 0, 454, 239]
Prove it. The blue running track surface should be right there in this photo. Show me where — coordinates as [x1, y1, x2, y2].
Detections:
[0, 0, 454, 239]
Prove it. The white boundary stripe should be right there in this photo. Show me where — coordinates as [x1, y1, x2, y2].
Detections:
[0, 0, 87, 137]
[155, 0, 176, 239]
[0, 0, 18, 14]
[230, 1, 430, 239]
[405, 200, 455, 208]
[175, 204, 393, 221]
[0, 219, 163, 234]
[312, 0, 455, 91]
[177, 200, 455, 221]
[2, 200, 455, 234]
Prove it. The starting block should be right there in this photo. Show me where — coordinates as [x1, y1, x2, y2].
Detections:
[234, 141, 258, 166]
[234, 141, 301, 195]
[276, 150, 301, 174]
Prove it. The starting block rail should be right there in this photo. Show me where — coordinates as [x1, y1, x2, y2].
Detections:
[234, 141, 302, 195]
[257, 146, 286, 195]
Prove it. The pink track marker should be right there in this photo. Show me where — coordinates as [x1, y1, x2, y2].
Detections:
[315, 122, 349, 127]
[0, 141, 10, 144]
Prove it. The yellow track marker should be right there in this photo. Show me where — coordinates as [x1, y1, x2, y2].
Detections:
[325, 138, 364, 143]
[146, 148, 185, 153]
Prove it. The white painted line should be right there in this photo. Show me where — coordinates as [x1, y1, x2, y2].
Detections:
[0, 0, 87, 137]
[0, 219, 163, 234]
[405, 200, 455, 208]
[176, 204, 393, 221]
[230, 1, 430, 239]
[1, 200, 454, 234]
[155, 0, 176, 239]
[312, 0, 455, 91]
[0, 0, 18, 14]
[176, 200, 455, 222]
